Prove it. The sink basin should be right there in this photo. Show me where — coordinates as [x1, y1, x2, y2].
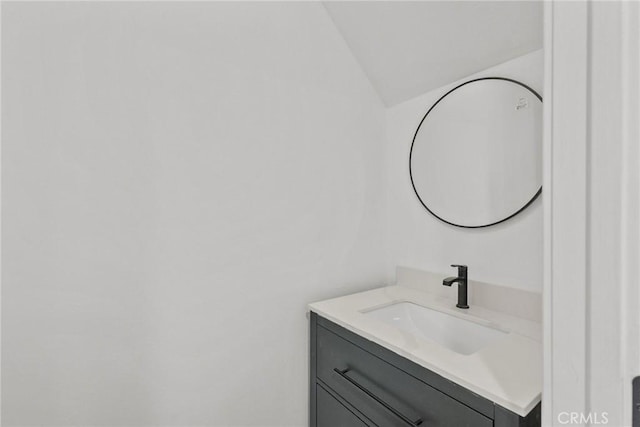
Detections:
[362, 302, 508, 355]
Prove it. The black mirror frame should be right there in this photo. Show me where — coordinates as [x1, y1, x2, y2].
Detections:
[408, 77, 543, 229]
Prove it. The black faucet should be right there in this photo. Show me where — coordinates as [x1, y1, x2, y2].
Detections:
[442, 264, 469, 309]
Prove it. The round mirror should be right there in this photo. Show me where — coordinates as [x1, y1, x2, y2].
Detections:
[409, 77, 542, 228]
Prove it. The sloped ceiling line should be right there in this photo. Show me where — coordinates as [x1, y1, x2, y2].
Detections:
[323, 1, 543, 107]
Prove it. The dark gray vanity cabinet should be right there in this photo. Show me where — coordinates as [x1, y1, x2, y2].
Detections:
[310, 312, 541, 427]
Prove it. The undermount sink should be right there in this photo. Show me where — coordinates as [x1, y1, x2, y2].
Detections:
[362, 301, 508, 355]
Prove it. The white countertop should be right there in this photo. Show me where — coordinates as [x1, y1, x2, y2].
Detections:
[308, 284, 542, 417]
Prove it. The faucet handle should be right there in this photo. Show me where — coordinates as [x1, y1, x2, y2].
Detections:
[450, 264, 467, 277]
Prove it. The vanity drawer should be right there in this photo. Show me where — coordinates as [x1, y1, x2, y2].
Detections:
[316, 324, 492, 427]
[316, 384, 370, 427]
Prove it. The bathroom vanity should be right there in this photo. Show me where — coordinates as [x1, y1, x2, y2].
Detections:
[308, 270, 542, 427]
[308, 60, 544, 427]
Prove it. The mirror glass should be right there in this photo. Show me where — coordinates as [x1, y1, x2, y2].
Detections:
[409, 78, 542, 228]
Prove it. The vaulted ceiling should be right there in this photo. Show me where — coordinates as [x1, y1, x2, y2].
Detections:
[323, 1, 543, 106]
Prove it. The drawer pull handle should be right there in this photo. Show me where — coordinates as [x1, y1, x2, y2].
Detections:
[333, 368, 423, 426]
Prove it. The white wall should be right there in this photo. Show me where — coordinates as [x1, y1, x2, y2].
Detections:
[386, 50, 543, 292]
[1, 3, 387, 426]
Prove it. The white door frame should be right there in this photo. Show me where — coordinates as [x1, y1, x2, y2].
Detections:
[620, 1, 640, 425]
[543, 1, 640, 425]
